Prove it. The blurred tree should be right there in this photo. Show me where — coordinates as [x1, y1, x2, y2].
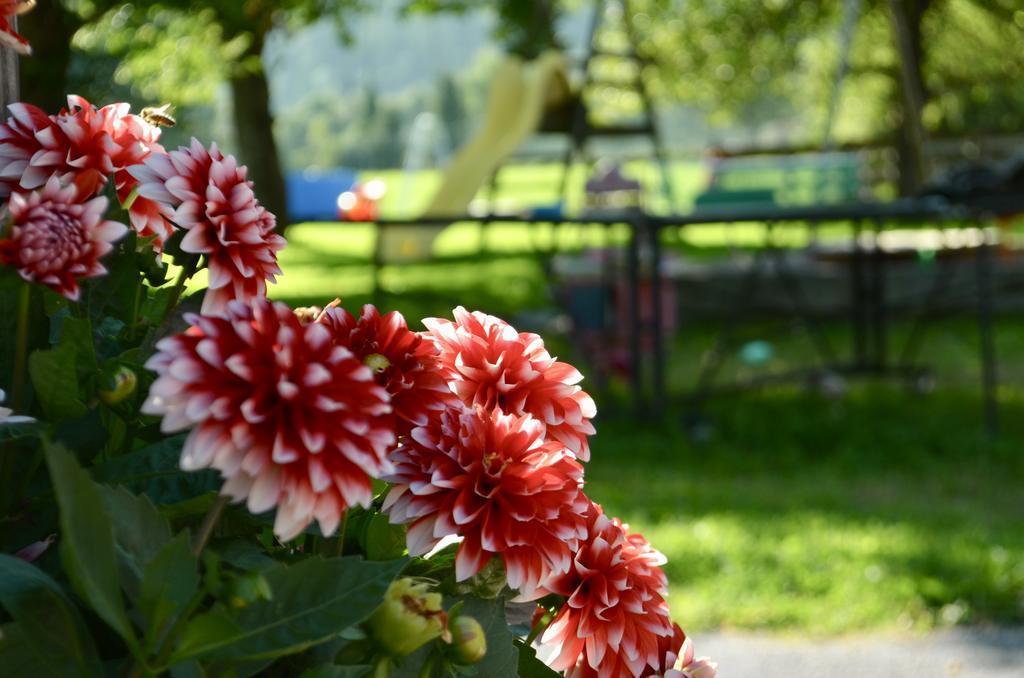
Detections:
[403, 0, 563, 59]
[21, 0, 368, 224]
[632, 0, 1024, 193]
[436, 73, 466, 148]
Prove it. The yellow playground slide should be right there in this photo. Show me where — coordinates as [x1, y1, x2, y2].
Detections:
[378, 50, 571, 262]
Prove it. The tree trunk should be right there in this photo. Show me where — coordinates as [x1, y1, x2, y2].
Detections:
[18, 3, 81, 111]
[888, 0, 931, 195]
[229, 48, 288, 227]
[0, 19, 19, 111]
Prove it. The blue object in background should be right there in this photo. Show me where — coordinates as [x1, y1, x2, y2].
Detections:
[529, 202, 564, 220]
[739, 340, 774, 365]
[286, 169, 358, 221]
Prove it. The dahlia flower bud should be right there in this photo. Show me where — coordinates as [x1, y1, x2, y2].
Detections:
[98, 366, 138, 405]
[366, 578, 446, 657]
[0, 175, 127, 300]
[448, 615, 487, 665]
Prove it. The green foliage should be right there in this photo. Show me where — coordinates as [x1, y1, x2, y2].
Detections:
[0, 555, 104, 675]
[28, 340, 88, 422]
[91, 434, 221, 504]
[172, 556, 405, 662]
[42, 439, 140, 651]
[634, 0, 1024, 139]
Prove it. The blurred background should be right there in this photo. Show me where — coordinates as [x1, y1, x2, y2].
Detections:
[19, 0, 1024, 654]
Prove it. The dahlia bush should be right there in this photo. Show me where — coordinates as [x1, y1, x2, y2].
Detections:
[0, 93, 716, 678]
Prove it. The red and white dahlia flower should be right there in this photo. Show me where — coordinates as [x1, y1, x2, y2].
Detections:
[100, 101, 170, 248]
[423, 307, 596, 461]
[0, 175, 127, 300]
[655, 625, 717, 678]
[0, 0, 35, 56]
[142, 298, 395, 541]
[0, 95, 168, 246]
[384, 405, 588, 598]
[539, 503, 674, 678]
[316, 303, 455, 437]
[129, 138, 285, 314]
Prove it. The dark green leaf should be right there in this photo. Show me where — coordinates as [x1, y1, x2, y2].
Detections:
[448, 596, 517, 678]
[0, 419, 44, 442]
[516, 639, 559, 678]
[360, 512, 407, 561]
[60, 317, 97, 381]
[90, 434, 220, 505]
[0, 555, 104, 676]
[42, 439, 138, 650]
[99, 484, 173, 581]
[168, 659, 205, 678]
[140, 532, 199, 634]
[300, 666, 372, 678]
[28, 346, 86, 421]
[216, 539, 277, 572]
[0, 623, 50, 675]
[173, 556, 406, 662]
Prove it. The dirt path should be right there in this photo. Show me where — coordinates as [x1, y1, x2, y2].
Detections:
[692, 627, 1024, 678]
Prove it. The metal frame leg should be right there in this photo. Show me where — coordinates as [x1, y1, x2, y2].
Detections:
[974, 222, 999, 434]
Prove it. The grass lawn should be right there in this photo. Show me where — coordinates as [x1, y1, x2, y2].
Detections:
[269, 214, 1024, 636]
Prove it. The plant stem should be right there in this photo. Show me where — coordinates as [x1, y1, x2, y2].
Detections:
[147, 587, 209, 676]
[191, 494, 230, 557]
[335, 510, 349, 557]
[0, 283, 31, 514]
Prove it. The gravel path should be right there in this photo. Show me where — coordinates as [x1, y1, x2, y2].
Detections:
[692, 627, 1024, 678]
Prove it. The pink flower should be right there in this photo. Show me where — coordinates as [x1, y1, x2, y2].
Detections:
[100, 101, 170, 248]
[0, 175, 127, 300]
[316, 303, 455, 437]
[423, 307, 596, 460]
[384, 405, 588, 598]
[0, 95, 165, 220]
[0, 0, 34, 56]
[0, 102, 58, 198]
[129, 138, 285, 314]
[662, 632, 718, 678]
[141, 298, 395, 541]
[540, 503, 674, 677]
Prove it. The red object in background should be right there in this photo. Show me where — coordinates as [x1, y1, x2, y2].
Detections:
[337, 179, 386, 221]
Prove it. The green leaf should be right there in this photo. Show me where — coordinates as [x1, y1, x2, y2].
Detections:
[516, 639, 559, 678]
[0, 555, 104, 676]
[140, 532, 199, 634]
[360, 512, 407, 561]
[42, 439, 138, 651]
[300, 666, 372, 678]
[173, 556, 406, 663]
[0, 419, 44, 442]
[28, 345, 86, 421]
[99, 484, 174, 582]
[60, 317, 97, 381]
[448, 596, 517, 678]
[0, 623, 50, 675]
[90, 434, 220, 504]
[216, 539, 277, 572]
